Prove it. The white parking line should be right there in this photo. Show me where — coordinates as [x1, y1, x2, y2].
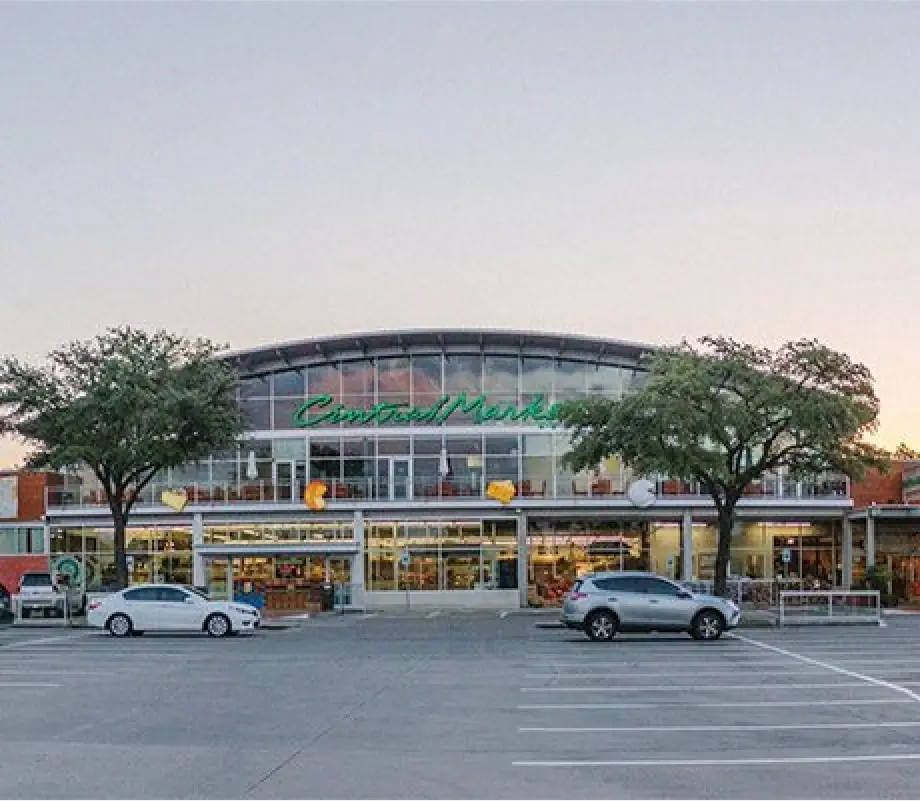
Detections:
[513, 753, 920, 768]
[0, 681, 61, 688]
[519, 721, 920, 733]
[0, 668, 112, 676]
[0, 633, 91, 650]
[520, 682, 865, 693]
[524, 668, 824, 680]
[519, 698, 910, 710]
[731, 633, 920, 703]
[527, 660, 800, 668]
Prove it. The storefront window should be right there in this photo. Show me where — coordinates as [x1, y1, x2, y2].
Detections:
[411, 355, 443, 401]
[365, 520, 517, 593]
[308, 364, 341, 402]
[444, 355, 482, 395]
[484, 356, 520, 396]
[273, 368, 306, 398]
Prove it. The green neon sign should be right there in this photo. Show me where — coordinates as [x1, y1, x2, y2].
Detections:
[294, 393, 560, 428]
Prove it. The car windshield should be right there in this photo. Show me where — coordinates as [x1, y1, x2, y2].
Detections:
[183, 585, 210, 600]
[20, 573, 52, 587]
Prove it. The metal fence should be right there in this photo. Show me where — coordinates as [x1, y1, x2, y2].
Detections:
[778, 590, 882, 627]
[683, 578, 799, 608]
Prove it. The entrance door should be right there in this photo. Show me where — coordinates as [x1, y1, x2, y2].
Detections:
[273, 461, 295, 502]
[390, 458, 412, 501]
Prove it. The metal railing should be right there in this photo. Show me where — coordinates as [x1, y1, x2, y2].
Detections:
[778, 590, 882, 626]
[46, 473, 851, 509]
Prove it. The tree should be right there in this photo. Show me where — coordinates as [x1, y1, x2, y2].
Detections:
[893, 443, 920, 460]
[0, 327, 245, 588]
[558, 337, 888, 596]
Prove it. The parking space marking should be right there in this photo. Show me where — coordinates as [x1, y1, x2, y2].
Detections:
[0, 668, 113, 676]
[524, 668, 824, 679]
[519, 721, 920, 733]
[732, 633, 920, 703]
[520, 681, 866, 693]
[0, 681, 61, 688]
[513, 753, 920, 768]
[0, 632, 91, 650]
[519, 698, 911, 710]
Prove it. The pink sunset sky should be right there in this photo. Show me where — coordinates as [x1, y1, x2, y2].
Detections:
[1, 3, 918, 467]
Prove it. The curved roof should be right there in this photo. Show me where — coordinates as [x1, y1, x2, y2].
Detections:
[223, 328, 655, 376]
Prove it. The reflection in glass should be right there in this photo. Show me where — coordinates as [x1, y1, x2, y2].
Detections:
[411, 355, 442, 398]
[444, 354, 482, 394]
[484, 356, 520, 395]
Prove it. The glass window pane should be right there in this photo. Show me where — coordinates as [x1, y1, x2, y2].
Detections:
[377, 358, 410, 401]
[377, 438, 410, 456]
[341, 360, 375, 408]
[239, 399, 270, 430]
[310, 438, 341, 458]
[413, 436, 443, 455]
[308, 364, 341, 401]
[411, 355, 442, 399]
[0, 529, 16, 554]
[444, 355, 482, 394]
[586, 365, 625, 397]
[484, 356, 519, 395]
[273, 369, 305, 398]
[554, 360, 587, 398]
[272, 438, 307, 460]
[522, 357, 554, 394]
[485, 435, 519, 456]
[239, 375, 271, 399]
[273, 398, 304, 430]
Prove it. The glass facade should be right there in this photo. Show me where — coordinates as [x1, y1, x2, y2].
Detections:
[366, 520, 518, 592]
[40, 334, 856, 608]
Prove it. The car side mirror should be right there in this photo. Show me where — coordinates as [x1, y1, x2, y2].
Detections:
[677, 590, 693, 600]
[184, 597, 196, 604]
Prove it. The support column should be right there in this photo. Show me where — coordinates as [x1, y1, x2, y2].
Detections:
[517, 511, 528, 609]
[681, 509, 693, 582]
[842, 515, 853, 589]
[191, 513, 205, 589]
[866, 510, 876, 569]
[352, 509, 365, 609]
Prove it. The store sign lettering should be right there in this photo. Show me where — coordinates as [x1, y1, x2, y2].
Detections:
[293, 393, 560, 428]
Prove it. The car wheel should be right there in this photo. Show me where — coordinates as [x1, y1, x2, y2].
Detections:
[107, 613, 133, 638]
[691, 609, 725, 641]
[205, 613, 231, 638]
[585, 610, 617, 642]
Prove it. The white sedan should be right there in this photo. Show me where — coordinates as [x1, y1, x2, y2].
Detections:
[87, 584, 261, 638]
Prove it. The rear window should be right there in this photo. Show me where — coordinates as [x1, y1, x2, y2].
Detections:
[20, 573, 52, 587]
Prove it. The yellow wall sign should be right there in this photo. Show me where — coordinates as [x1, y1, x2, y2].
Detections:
[486, 480, 516, 505]
[304, 480, 328, 511]
[160, 489, 189, 513]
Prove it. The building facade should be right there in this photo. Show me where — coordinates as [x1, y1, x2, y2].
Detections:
[45, 330, 860, 611]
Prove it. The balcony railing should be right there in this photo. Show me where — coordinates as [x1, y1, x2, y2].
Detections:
[45, 473, 850, 510]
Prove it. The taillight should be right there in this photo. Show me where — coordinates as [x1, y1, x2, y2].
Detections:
[569, 592, 588, 600]
[88, 600, 101, 611]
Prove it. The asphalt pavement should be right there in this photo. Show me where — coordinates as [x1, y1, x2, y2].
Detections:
[1, 612, 920, 799]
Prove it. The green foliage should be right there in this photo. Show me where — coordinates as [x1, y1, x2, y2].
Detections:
[0, 327, 245, 586]
[558, 336, 889, 593]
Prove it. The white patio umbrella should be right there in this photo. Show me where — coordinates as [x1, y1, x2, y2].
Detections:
[438, 447, 450, 477]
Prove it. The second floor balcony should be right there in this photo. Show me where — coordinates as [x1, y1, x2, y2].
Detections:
[46, 472, 851, 511]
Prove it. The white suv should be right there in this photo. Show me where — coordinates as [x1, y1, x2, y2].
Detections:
[17, 571, 86, 618]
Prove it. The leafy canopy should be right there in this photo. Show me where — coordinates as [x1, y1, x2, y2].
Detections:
[0, 327, 244, 506]
[558, 337, 888, 509]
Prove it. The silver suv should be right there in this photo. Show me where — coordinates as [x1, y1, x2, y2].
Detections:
[561, 571, 741, 641]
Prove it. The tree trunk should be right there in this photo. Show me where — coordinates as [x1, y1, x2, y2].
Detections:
[111, 502, 129, 589]
[713, 507, 735, 597]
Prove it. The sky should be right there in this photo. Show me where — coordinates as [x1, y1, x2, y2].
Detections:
[1, 2, 918, 467]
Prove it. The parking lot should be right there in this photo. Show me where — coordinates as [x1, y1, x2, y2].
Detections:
[2, 613, 920, 798]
